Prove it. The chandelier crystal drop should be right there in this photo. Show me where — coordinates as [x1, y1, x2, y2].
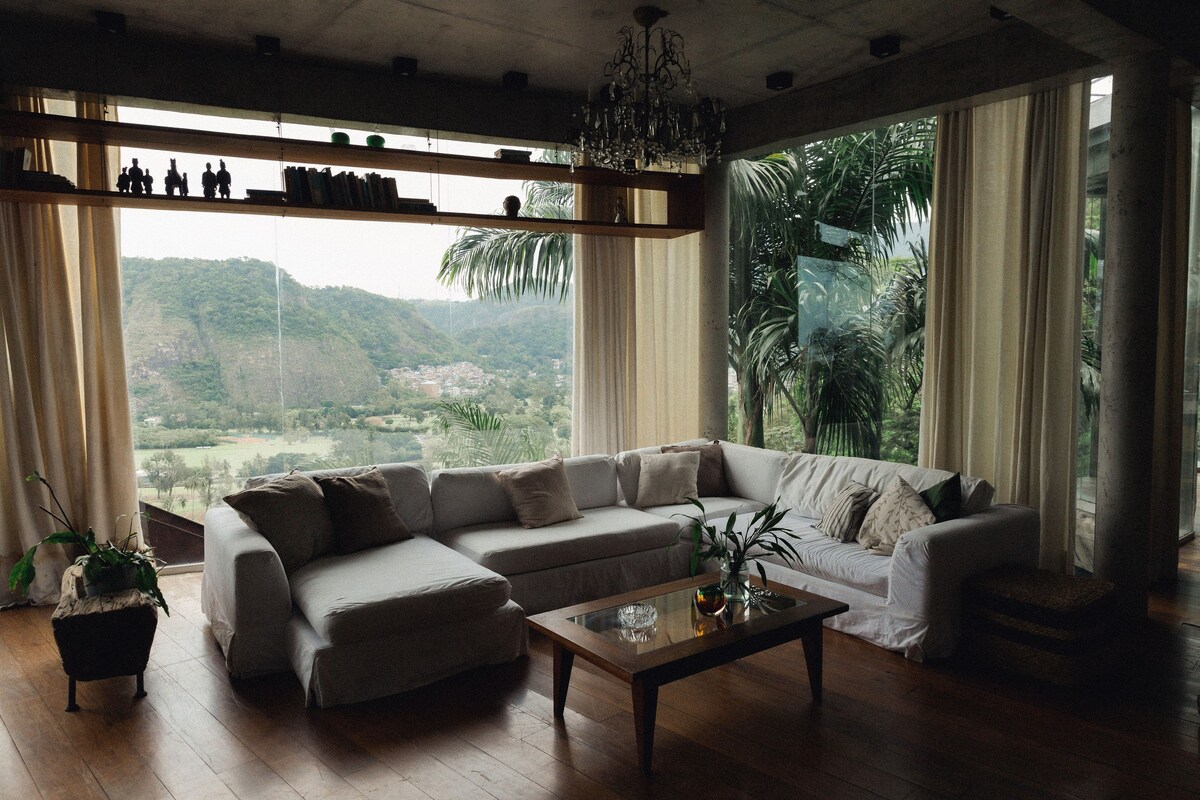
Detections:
[573, 5, 725, 174]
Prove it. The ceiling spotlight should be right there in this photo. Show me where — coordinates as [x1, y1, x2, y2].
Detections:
[393, 56, 418, 76]
[989, 6, 1014, 21]
[255, 35, 280, 57]
[869, 34, 900, 59]
[765, 71, 793, 91]
[94, 10, 126, 35]
[502, 70, 528, 90]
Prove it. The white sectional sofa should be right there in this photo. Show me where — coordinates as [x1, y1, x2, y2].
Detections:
[202, 441, 1038, 706]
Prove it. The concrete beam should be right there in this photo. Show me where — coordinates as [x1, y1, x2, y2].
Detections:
[698, 163, 730, 442]
[0, 12, 578, 147]
[723, 22, 1100, 158]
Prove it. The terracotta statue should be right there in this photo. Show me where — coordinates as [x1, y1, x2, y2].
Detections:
[116, 167, 130, 193]
[180, 173, 189, 197]
[142, 170, 154, 194]
[164, 158, 182, 196]
[128, 158, 144, 195]
[201, 163, 217, 199]
[502, 195, 521, 217]
[614, 196, 628, 224]
[216, 160, 231, 199]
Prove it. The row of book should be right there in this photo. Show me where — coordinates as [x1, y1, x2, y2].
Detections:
[0, 146, 76, 191]
[282, 166, 435, 213]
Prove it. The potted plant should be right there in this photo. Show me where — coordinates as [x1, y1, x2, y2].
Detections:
[8, 472, 169, 614]
[676, 498, 801, 603]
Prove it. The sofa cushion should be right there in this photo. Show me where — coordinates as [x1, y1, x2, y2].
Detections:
[615, 439, 708, 505]
[432, 455, 616, 532]
[289, 536, 511, 646]
[756, 512, 891, 597]
[858, 476, 936, 555]
[816, 482, 878, 542]
[495, 455, 583, 529]
[640, 496, 766, 525]
[316, 468, 413, 554]
[717, 441, 791, 505]
[920, 473, 962, 523]
[776, 453, 992, 519]
[224, 472, 333, 574]
[661, 442, 731, 496]
[245, 462, 434, 536]
[437, 506, 678, 576]
[635, 451, 700, 507]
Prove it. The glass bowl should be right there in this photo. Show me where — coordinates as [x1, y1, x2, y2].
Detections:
[694, 583, 727, 616]
[617, 602, 657, 629]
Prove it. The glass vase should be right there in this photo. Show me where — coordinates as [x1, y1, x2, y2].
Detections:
[720, 560, 751, 604]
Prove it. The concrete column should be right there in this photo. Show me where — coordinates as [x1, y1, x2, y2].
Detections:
[698, 162, 730, 440]
[1094, 51, 1171, 614]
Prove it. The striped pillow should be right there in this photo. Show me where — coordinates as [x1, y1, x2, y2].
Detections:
[815, 482, 879, 542]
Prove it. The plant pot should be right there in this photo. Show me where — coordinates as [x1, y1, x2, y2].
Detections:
[84, 563, 138, 597]
[720, 560, 751, 604]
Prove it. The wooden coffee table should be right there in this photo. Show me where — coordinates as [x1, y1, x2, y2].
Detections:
[527, 573, 848, 773]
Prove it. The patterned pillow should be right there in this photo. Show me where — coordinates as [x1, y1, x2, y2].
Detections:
[815, 482, 878, 542]
[857, 476, 935, 555]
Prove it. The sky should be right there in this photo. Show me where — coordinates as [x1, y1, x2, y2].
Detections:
[118, 106, 542, 300]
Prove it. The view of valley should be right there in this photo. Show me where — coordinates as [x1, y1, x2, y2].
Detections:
[124, 256, 572, 521]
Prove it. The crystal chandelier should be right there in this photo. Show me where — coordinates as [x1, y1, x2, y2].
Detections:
[573, 5, 725, 174]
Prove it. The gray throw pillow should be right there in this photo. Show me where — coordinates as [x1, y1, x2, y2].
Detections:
[816, 482, 879, 542]
[495, 455, 583, 529]
[224, 471, 333, 574]
[316, 467, 412, 554]
[660, 442, 730, 496]
[635, 451, 700, 507]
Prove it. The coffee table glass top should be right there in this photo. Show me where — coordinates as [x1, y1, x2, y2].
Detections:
[567, 581, 803, 655]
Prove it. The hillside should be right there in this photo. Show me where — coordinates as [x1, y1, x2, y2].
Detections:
[122, 257, 461, 424]
[411, 297, 572, 372]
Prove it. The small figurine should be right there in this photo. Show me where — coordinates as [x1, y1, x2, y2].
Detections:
[180, 173, 189, 197]
[164, 158, 182, 196]
[116, 166, 130, 193]
[614, 196, 628, 224]
[128, 158, 144, 195]
[142, 170, 154, 195]
[502, 195, 521, 217]
[216, 159, 231, 199]
[201, 162, 217, 199]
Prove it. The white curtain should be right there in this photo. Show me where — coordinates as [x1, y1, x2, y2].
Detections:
[1, 96, 138, 606]
[572, 177, 702, 455]
[920, 84, 1086, 572]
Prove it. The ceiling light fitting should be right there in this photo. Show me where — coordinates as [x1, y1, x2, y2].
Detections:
[766, 70, 793, 91]
[989, 6, 1014, 21]
[255, 35, 280, 57]
[393, 56, 418, 76]
[869, 34, 900, 59]
[94, 10, 126, 35]
[573, 5, 725, 174]
[502, 70, 528, 90]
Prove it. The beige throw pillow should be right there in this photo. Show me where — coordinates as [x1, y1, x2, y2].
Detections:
[857, 476, 935, 555]
[635, 451, 700, 507]
[223, 471, 333, 574]
[495, 455, 583, 529]
[660, 442, 730, 496]
[816, 482, 879, 542]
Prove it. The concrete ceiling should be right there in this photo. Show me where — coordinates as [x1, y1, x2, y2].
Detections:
[0, 0, 1005, 109]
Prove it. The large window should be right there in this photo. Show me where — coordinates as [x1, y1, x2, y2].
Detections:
[119, 105, 573, 559]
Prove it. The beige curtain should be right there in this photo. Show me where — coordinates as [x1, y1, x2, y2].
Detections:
[572, 177, 702, 455]
[1148, 99, 1195, 584]
[920, 84, 1086, 572]
[0, 96, 138, 606]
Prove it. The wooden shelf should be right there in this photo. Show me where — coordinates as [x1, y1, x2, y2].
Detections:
[0, 110, 706, 236]
[0, 187, 698, 239]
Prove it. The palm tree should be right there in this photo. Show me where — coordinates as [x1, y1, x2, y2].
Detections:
[433, 399, 543, 468]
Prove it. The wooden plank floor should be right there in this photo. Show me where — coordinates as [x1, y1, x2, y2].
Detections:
[2, 549, 1198, 800]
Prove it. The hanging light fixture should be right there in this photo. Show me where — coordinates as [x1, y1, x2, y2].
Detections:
[573, 5, 725, 174]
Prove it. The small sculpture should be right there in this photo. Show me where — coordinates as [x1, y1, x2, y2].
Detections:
[180, 173, 189, 197]
[116, 167, 130, 193]
[201, 163, 217, 199]
[614, 196, 628, 224]
[502, 195, 521, 217]
[164, 158, 182, 196]
[216, 159, 231, 199]
[142, 170, 154, 195]
[128, 158, 144, 195]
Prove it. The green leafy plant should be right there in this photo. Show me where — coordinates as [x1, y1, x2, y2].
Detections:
[675, 498, 801, 587]
[8, 472, 169, 614]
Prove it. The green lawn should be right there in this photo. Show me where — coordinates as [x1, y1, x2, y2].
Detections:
[134, 434, 336, 470]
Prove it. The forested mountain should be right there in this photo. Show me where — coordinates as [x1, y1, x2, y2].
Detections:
[121, 257, 570, 428]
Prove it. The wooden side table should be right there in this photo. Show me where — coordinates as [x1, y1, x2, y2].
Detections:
[50, 565, 158, 712]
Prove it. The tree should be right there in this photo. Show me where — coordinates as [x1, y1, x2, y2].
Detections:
[142, 450, 187, 499]
[432, 399, 544, 468]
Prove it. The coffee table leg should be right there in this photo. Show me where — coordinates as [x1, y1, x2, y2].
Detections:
[632, 679, 659, 774]
[800, 622, 824, 703]
[552, 644, 574, 718]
